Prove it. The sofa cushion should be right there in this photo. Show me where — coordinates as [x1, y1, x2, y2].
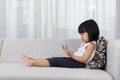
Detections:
[85, 36, 107, 69]
[0, 63, 113, 80]
[0, 39, 81, 63]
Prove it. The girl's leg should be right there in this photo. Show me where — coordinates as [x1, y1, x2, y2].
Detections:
[22, 55, 50, 67]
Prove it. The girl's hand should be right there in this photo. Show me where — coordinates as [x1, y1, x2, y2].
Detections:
[61, 44, 73, 56]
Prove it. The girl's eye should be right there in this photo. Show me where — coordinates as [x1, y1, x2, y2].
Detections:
[81, 33, 84, 35]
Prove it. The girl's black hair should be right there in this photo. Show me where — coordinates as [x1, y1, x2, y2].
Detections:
[78, 19, 100, 42]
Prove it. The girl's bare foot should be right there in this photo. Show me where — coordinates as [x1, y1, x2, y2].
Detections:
[22, 55, 34, 67]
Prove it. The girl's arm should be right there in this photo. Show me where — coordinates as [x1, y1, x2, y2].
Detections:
[62, 44, 95, 63]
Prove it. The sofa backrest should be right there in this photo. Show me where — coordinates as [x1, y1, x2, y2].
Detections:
[0, 39, 81, 63]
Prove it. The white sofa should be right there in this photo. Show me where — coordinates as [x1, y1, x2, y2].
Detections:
[0, 39, 119, 80]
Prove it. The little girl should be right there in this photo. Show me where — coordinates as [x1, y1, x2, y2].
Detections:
[22, 19, 100, 68]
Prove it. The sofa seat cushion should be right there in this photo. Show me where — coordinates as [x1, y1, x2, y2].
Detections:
[0, 63, 113, 80]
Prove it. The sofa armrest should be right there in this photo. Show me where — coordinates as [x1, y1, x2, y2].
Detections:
[106, 40, 120, 80]
[0, 39, 4, 57]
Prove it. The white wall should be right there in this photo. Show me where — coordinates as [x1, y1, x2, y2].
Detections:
[116, 0, 120, 39]
[0, 0, 6, 38]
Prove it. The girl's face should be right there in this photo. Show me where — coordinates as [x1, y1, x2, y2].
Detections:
[80, 32, 89, 43]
